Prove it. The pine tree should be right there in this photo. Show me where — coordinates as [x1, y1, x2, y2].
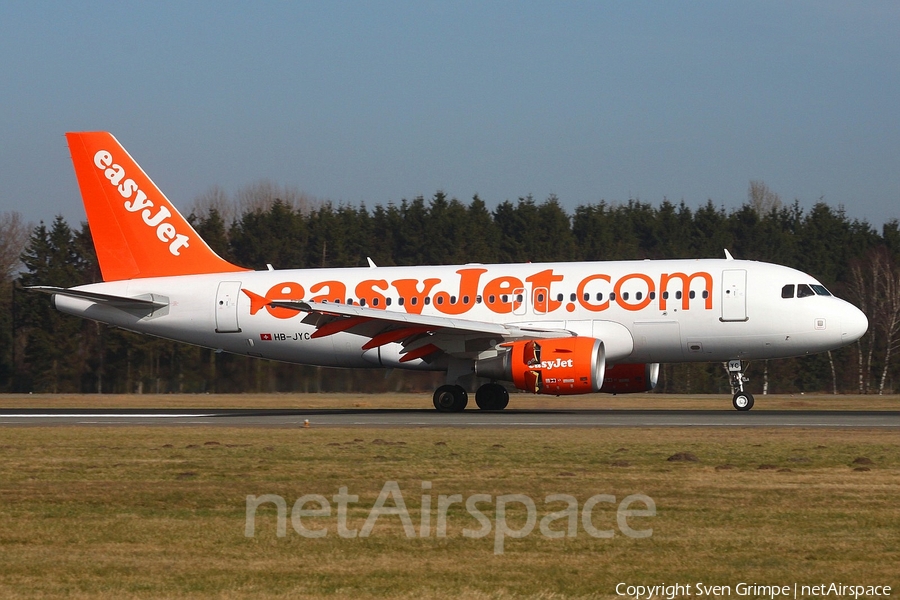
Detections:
[17, 217, 90, 391]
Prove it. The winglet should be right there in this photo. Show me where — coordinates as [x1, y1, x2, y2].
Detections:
[65, 132, 248, 281]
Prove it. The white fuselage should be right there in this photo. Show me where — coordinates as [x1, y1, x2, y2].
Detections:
[53, 258, 868, 370]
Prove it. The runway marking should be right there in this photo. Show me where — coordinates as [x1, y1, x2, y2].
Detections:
[3, 410, 898, 428]
[0, 413, 214, 418]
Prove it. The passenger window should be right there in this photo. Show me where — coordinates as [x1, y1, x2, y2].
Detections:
[636, 291, 643, 300]
[781, 285, 794, 298]
[476, 295, 482, 304]
[501, 295, 508, 303]
[675, 291, 682, 300]
[596, 292, 603, 301]
[489, 295, 495, 303]
[609, 292, 616, 301]
[450, 296, 457, 304]
[649, 291, 656, 300]
[424, 297, 431, 305]
[372, 298, 379, 307]
[537, 293, 545, 302]
[411, 297, 418, 306]
[622, 292, 629, 300]
[702, 290, 708, 299]
[386, 298, 392, 306]
[436, 297, 444, 305]
[689, 291, 695, 299]
[556, 293, 564, 302]
[662, 291, 669, 300]
[797, 284, 814, 298]
[463, 295, 469, 304]
[398, 297, 405, 306]
[570, 293, 577, 302]
[583, 293, 590, 302]
[360, 298, 366, 306]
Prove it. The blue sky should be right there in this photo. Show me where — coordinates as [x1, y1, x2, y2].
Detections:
[2, 1, 898, 230]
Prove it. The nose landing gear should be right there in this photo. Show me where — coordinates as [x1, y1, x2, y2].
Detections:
[732, 391, 754, 410]
[728, 360, 754, 411]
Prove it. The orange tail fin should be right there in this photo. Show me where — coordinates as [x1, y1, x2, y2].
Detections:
[66, 132, 248, 281]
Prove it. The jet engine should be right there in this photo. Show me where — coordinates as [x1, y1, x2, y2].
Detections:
[475, 337, 605, 395]
[599, 363, 659, 394]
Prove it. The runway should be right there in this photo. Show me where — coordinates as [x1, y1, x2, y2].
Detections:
[1, 408, 899, 428]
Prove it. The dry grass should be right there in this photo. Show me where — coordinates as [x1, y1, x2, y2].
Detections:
[0, 426, 898, 599]
[1, 392, 899, 410]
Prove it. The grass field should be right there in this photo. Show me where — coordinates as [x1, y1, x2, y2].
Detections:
[1, 394, 898, 599]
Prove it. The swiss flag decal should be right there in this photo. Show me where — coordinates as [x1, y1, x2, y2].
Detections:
[260, 333, 273, 341]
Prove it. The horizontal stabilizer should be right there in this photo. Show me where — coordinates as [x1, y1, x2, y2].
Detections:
[27, 286, 168, 310]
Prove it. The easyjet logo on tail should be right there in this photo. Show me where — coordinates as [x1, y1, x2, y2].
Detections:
[93, 150, 190, 256]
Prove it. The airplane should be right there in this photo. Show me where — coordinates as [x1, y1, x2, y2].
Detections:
[31, 132, 869, 411]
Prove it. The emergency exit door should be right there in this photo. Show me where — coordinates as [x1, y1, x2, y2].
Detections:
[215, 281, 242, 333]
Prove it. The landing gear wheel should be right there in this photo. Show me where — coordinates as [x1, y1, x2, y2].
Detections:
[727, 360, 753, 411]
[475, 383, 510, 410]
[433, 385, 468, 412]
[732, 392, 754, 411]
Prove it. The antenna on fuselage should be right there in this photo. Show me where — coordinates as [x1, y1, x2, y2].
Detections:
[724, 249, 735, 260]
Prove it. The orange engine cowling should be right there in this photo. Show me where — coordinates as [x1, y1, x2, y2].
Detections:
[599, 363, 659, 394]
[475, 337, 605, 395]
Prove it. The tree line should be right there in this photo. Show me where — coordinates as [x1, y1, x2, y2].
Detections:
[2, 181, 899, 396]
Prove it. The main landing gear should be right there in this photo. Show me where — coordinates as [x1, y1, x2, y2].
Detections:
[432, 383, 510, 412]
[433, 385, 467, 412]
[728, 359, 754, 411]
[475, 382, 509, 411]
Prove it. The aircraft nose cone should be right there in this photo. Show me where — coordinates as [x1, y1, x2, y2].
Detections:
[842, 305, 868, 343]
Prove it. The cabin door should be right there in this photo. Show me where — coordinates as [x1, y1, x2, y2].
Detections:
[721, 270, 747, 322]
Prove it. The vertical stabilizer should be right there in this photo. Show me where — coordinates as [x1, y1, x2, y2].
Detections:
[65, 132, 247, 281]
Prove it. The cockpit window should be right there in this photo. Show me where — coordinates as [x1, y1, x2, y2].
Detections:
[784, 283, 832, 299]
[797, 284, 815, 298]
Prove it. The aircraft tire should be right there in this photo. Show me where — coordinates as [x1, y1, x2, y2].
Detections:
[732, 392, 754, 411]
[475, 383, 510, 410]
[433, 385, 468, 412]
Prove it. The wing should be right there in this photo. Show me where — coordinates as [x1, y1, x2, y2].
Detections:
[268, 299, 574, 362]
